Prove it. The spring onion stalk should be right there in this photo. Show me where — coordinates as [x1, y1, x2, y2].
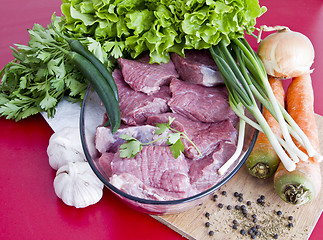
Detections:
[218, 99, 246, 175]
[233, 38, 311, 160]
[236, 38, 321, 160]
[248, 84, 308, 162]
[210, 40, 300, 172]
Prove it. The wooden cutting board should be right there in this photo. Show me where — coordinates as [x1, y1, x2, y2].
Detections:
[153, 114, 323, 240]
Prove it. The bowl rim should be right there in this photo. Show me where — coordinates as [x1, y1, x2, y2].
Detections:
[80, 84, 259, 206]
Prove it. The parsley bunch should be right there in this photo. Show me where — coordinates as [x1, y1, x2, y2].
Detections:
[0, 16, 93, 120]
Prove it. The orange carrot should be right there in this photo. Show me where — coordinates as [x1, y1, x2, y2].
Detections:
[246, 76, 285, 178]
[274, 74, 321, 205]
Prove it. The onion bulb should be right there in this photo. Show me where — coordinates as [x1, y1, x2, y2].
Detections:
[257, 26, 314, 79]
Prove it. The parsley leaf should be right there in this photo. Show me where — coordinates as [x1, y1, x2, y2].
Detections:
[119, 117, 201, 159]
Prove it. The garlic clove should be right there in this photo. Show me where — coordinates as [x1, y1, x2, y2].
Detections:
[47, 127, 96, 170]
[54, 161, 104, 208]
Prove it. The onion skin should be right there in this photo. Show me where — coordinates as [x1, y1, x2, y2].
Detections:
[257, 30, 314, 79]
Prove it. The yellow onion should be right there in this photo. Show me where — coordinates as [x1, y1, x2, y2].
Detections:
[257, 26, 314, 79]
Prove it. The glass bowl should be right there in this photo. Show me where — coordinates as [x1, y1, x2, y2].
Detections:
[80, 84, 258, 215]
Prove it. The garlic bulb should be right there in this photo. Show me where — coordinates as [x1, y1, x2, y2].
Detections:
[54, 161, 104, 208]
[47, 127, 96, 170]
[257, 27, 314, 79]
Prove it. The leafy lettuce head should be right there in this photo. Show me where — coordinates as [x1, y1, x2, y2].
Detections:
[60, 0, 266, 63]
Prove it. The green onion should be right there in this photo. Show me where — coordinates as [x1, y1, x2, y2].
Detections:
[209, 37, 322, 172]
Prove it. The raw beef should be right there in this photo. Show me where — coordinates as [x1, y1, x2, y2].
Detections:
[146, 113, 238, 160]
[168, 78, 238, 124]
[109, 173, 191, 201]
[189, 142, 237, 191]
[170, 50, 223, 87]
[113, 69, 170, 125]
[100, 146, 194, 200]
[118, 53, 179, 95]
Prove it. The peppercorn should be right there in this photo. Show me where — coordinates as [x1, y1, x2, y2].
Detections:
[257, 198, 262, 204]
[233, 220, 238, 225]
[240, 229, 246, 235]
[273, 234, 279, 239]
[276, 210, 282, 216]
[222, 190, 227, 196]
[253, 218, 257, 223]
[235, 205, 240, 210]
[251, 234, 256, 239]
[205, 212, 210, 218]
[252, 214, 257, 219]
[205, 222, 210, 227]
[218, 203, 223, 208]
[288, 222, 294, 228]
[239, 193, 243, 198]
[227, 205, 232, 210]
[288, 216, 293, 221]
[248, 229, 253, 235]
[233, 224, 238, 230]
[238, 197, 243, 202]
[260, 195, 265, 200]
[209, 230, 214, 236]
[247, 201, 251, 206]
[234, 192, 239, 197]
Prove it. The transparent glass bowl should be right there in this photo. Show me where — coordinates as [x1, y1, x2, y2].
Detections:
[80, 85, 258, 215]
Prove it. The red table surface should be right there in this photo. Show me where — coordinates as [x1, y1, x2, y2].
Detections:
[1, 1, 323, 239]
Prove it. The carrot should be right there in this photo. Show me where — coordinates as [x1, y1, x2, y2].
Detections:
[246, 76, 285, 178]
[274, 74, 321, 205]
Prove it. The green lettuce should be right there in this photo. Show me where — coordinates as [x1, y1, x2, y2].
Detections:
[60, 0, 266, 63]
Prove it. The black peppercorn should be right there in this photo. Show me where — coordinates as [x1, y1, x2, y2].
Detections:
[276, 210, 282, 216]
[288, 222, 294, 228]
[273, 234, 279, 239]
[260, 195, 265, 200]
[205, 212, 210, 218]
[235, 205, 240, 210]
[288, 216, 293, 221]
[238, 197, 243, 202]
[222, 190, 227, 196]
[218, 203, 223, 208]
[234, 192, 239, 197]
[253, 218, 257, 223]
[251, 234, 256, 239]
[252, 214, 257, 219]
[240, 229, 246, 235]
[233, 220, 238, 225]
[205, 222, 210, 227]
[227, 205, 232, 210]
[233, 224, 238, 230]
[247, 201, 251, 206]
[209, 230, 214, 236]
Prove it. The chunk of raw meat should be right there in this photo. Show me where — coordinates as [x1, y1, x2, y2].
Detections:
[170, 50, 223, 87]
[168, 78, 238, 124]
[113, 69, 171, 125]
[98, 146, 194, 200]
[118, 53, 179, 95]
[146, 113, 238, 160]
[109, 173, 190, 201]
[189, 142, 237, 191]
